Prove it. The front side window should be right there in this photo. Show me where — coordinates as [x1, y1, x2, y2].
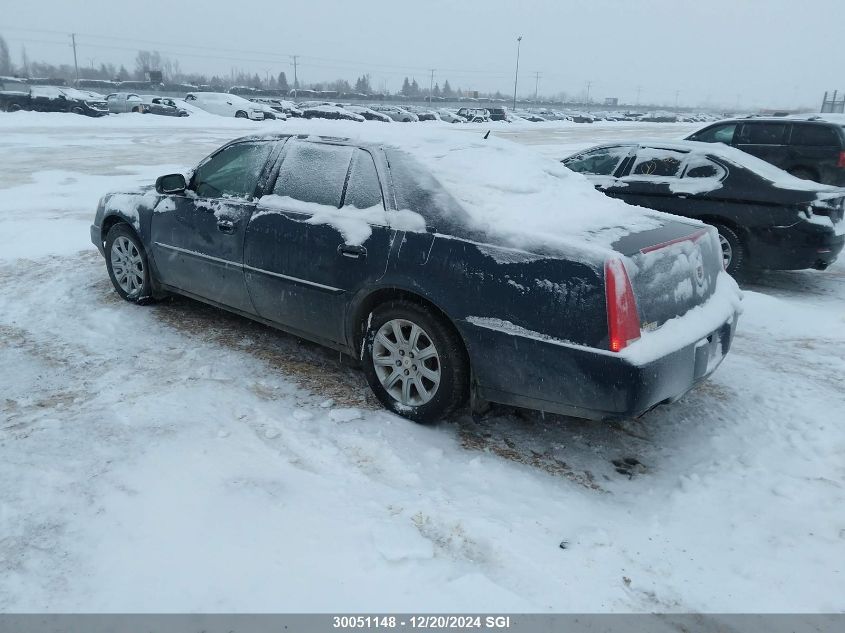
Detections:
[738, 122, 788, 145]
[192, 142, 273, 199]
[564, 146, 631, 176]
[630, 148, 687, 177]
[273, 142, 354, 207]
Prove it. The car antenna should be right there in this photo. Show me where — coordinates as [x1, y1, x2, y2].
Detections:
[483, 130, 491, 139]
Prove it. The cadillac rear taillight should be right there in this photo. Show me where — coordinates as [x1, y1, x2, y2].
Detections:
[838, 151, 845, 169]
[605, 258, 641, 352]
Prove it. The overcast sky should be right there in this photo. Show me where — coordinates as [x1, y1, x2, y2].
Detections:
[3, 0, 842, 108]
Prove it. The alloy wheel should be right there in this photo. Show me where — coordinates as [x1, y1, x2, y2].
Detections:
[372, 319, 441, 407]
[110, 236, 144, 296]
[718, 233, 732, 270]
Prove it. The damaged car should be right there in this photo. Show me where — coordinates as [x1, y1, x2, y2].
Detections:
[91, 132, 741, 424]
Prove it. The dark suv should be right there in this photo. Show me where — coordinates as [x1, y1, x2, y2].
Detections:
[686, 117, 845, 185]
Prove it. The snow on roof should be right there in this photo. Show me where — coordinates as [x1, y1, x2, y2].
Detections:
[254, 121, 672, 256]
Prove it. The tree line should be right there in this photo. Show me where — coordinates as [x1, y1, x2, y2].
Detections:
[0, 34, 500, 99]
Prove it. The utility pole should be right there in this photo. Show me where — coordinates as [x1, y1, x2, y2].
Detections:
[635, 85, 642, 106]
[585, 81, 592, 105]
[512, 36, 522, 111]
[291, 55, 299, 90]
[674, 90, 680, 109]
[429, 69, 434, 106]
[70, 33, 79, 86]
[534, 71, 541, 103]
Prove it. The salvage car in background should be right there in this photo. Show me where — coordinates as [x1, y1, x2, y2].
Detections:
[686, 117, 845, 186]
[91, 133, 740, 424]
[367, 104, 419, 122]
[301, 105, 364, 122]
[184, 92, 265, 120]
[345, 105, 392, 122]
[563, 140, 845, 274]
[139, 95, 189, 117]
[0, 85, 108, 116]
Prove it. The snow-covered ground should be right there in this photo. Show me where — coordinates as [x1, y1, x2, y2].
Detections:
[1, 113, 843, 613]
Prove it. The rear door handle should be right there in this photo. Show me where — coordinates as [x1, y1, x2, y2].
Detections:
[217, 219, 236, 234]
[338, 244, 367, 259]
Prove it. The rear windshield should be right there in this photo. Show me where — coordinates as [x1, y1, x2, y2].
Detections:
[384, 148, 471, 231]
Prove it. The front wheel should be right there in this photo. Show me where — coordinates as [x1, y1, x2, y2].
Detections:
[105, 224, 155, 303]
[712, 223, 745, 276]
[235, 110, 248, 119]
[361, 301, 468, 424]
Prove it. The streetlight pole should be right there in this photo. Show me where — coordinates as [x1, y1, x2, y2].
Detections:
[512, 36, 522, 112]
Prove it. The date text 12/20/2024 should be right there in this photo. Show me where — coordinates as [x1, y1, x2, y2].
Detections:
[333, 616, 512, 629]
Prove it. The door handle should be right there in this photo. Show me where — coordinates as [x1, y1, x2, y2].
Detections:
[217, 219, 236, 234]
[338, 244, 367, 259]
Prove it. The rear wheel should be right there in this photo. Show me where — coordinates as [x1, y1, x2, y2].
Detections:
[712, 223, 745, 276]
[361, 301, 468, 424]
[235, 110, 248, 119]
[104, 224, 155, 303]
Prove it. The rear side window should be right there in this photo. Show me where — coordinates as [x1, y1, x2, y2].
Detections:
[691, 123, 736, 144]
[343, 150, 384, 209]
[683, 156, 727, 179]
[273, 142, 354, 207]
[790, 124, 840, 147]
[630, 148, 687, 177]
[565, 146, 631, 176]
[738, 122, 788, 145]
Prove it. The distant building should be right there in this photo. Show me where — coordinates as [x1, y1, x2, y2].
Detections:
[604, 97, 619, 106]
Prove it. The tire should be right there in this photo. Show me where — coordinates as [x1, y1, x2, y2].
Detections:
[788, 167, 818, 182]
[711, 223, 745, 276]
[104, 224, 155, 304]
[71, 106, 84, 115]
[235, 110, 248, 119]
[361, 300, 469, 424]
[7, 103, 22, 113]
[132, 106, 144, 114]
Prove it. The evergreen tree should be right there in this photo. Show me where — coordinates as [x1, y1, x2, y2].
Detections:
[442, 80, 453, 98]
[0, 35, 11, 75]
[277, 71, 289, 91]
[401, 77, 411, 96]
[432, 82, 440, 97]
[410, 79, 420, 96]
[354, 74, 372, 94]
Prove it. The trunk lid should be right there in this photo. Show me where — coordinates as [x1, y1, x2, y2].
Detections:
[612, 220, 723, 330]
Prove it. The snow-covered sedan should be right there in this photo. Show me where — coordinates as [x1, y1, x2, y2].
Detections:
[90, 132, 741, 424]
[184, 92, 265, 120]
[563, 140, 845, 274]
[301, 105, 364, 122]
[345, 105, 392, 122]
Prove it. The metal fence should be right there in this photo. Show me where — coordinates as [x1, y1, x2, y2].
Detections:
[821, 90, 844, 113]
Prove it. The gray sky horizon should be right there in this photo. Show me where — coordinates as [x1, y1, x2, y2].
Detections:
[2, 0, 842, 109]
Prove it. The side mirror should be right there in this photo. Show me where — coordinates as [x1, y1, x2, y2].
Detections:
[155, 173, 187, 194]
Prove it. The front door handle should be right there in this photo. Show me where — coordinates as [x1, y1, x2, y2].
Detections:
[338, 244, 367, 259]
[217, 219, 236, 234]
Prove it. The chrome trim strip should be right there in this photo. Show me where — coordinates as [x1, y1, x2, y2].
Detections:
[154, 241, 344, 293]
[153, 242, 240, 268]
[243, 264, 344, 293]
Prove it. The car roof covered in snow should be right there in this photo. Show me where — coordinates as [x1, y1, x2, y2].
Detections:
[227, 125, 689, 259]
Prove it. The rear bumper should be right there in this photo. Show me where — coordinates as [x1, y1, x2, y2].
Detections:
[749, 221, 844, 270]
[462, 313, 738, 420]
